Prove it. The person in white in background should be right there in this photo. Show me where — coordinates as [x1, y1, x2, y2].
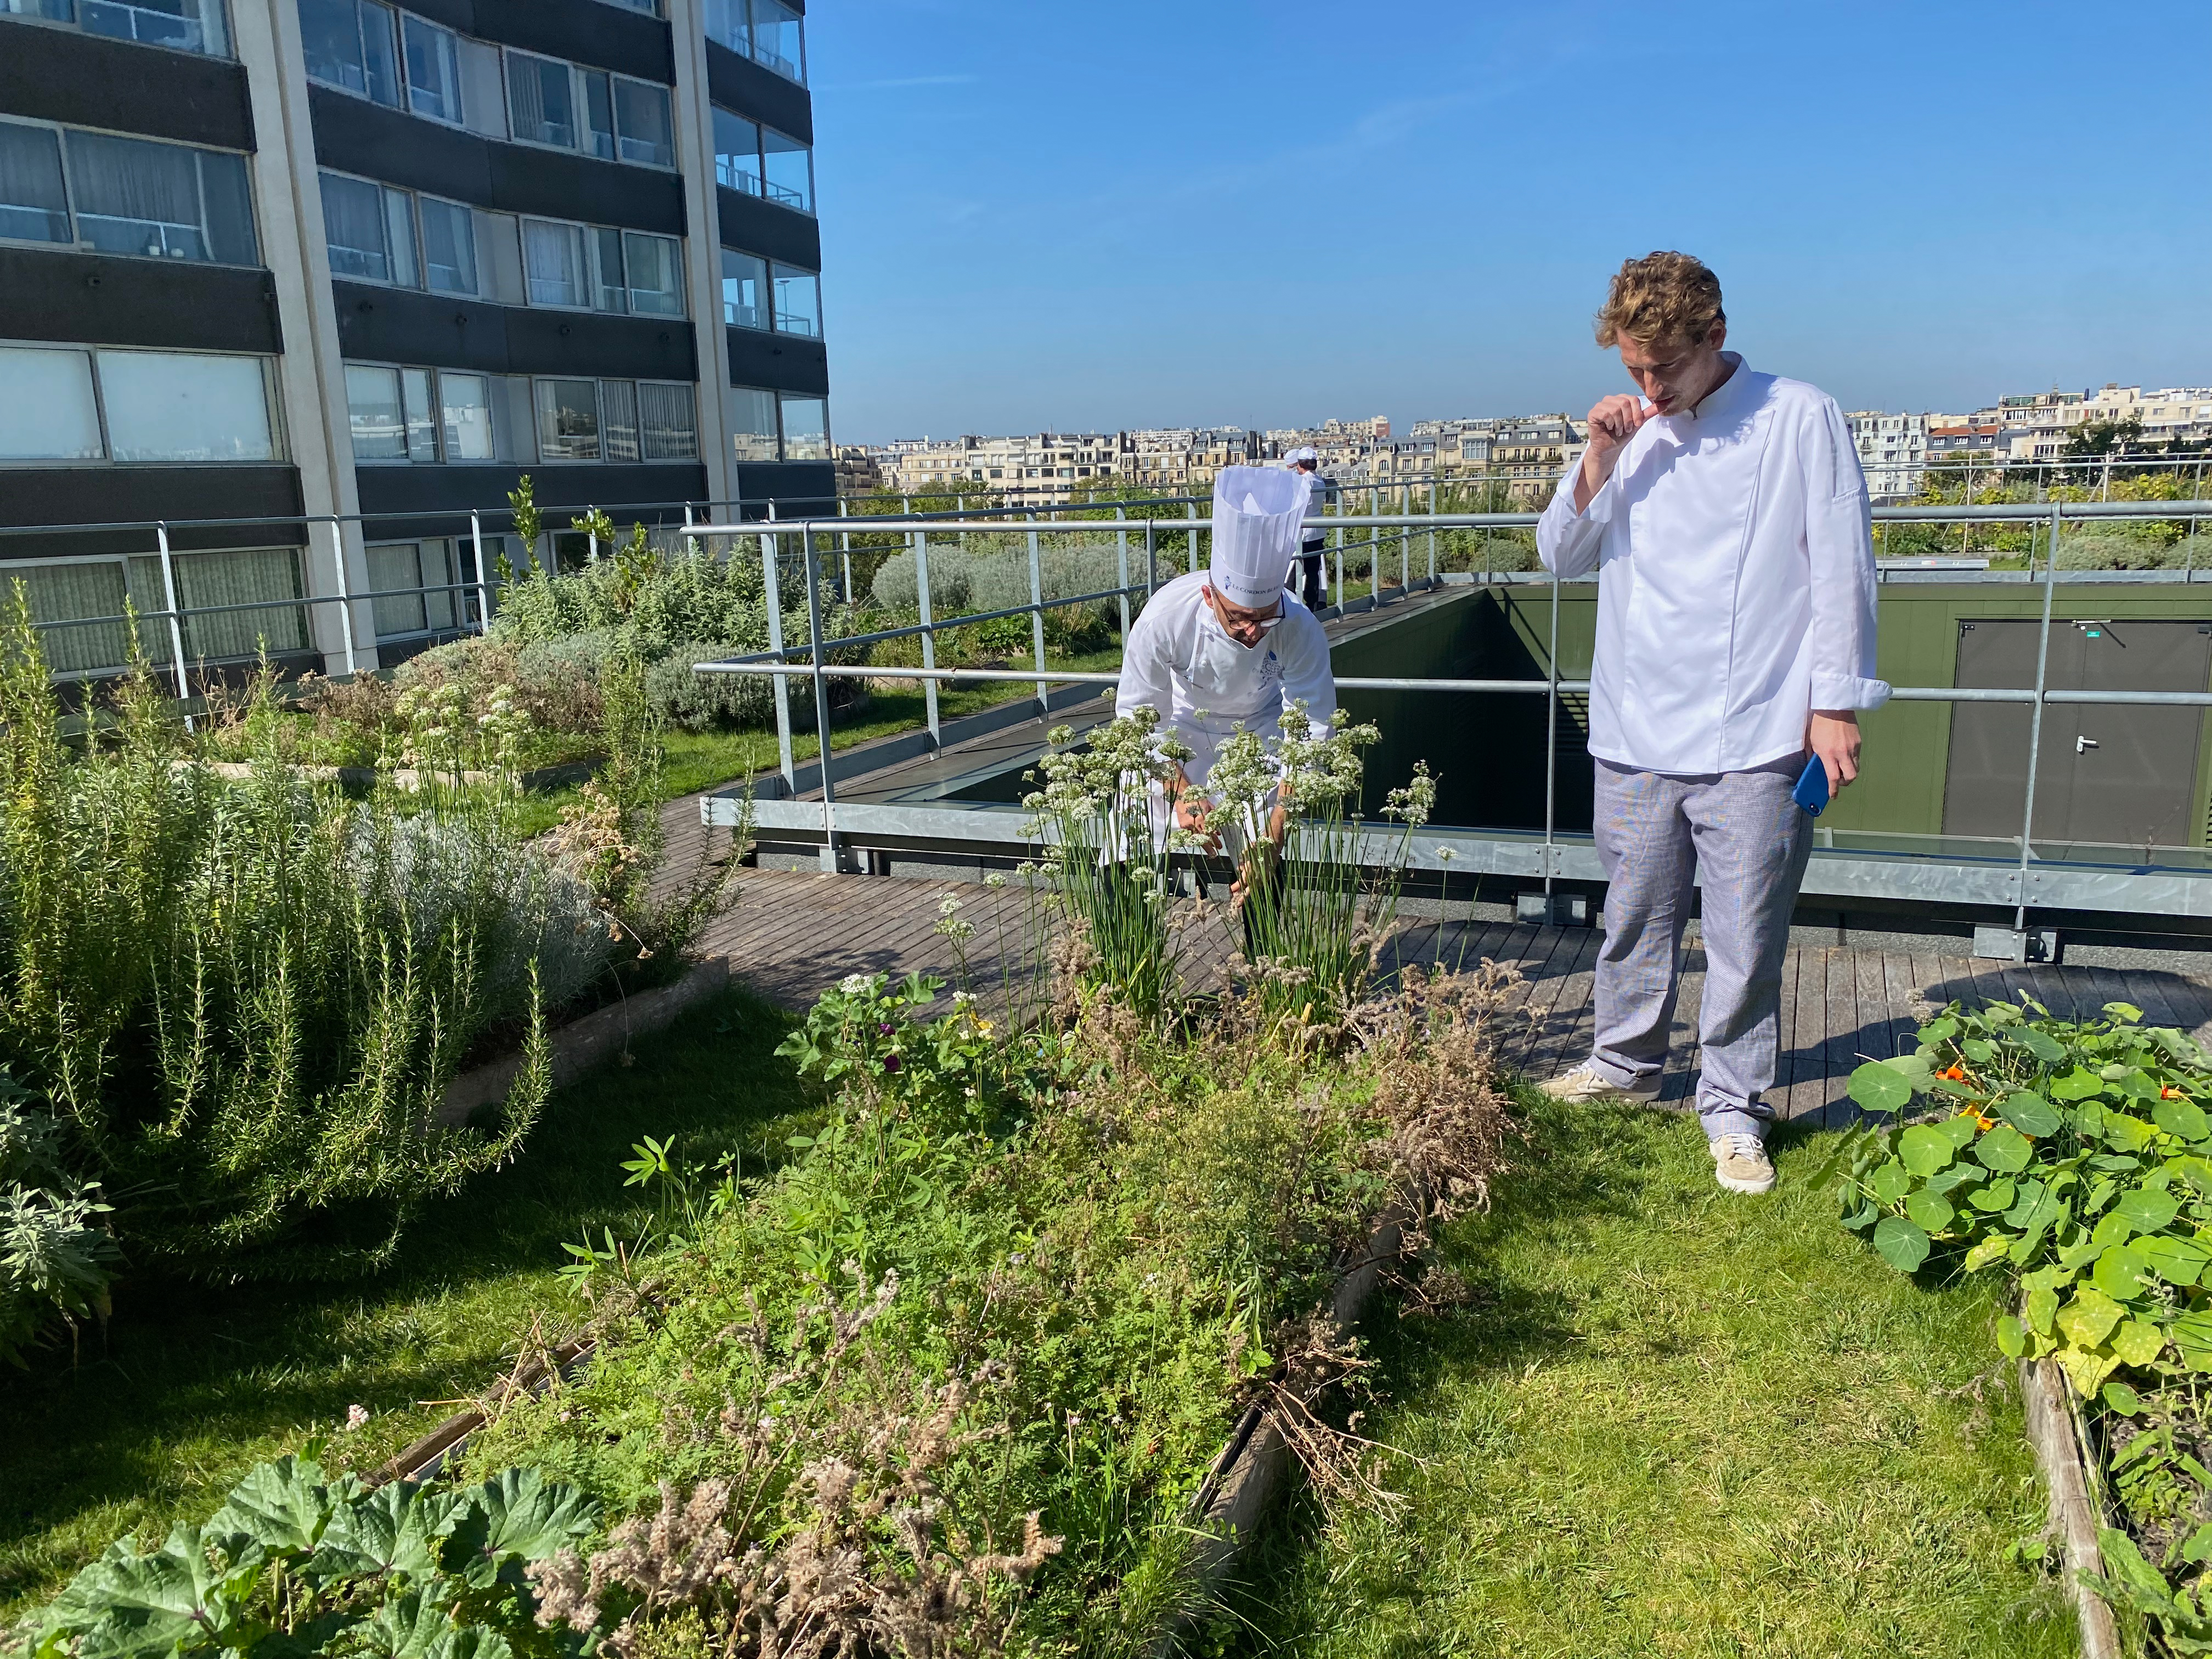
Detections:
[1534, 251, 1889, 1198]
[1284, 447, 1330, 609]
[1115, 465, 1336, 855]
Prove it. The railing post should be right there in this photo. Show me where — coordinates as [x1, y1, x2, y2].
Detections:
[761, 528, 795, 794]
[470, 510, 491, 633]
[1186, 499, 1198, 578]
[1027, 511, 1048, 723]
[2014, 501, 2062, 931]
[153, 521, 193, 724]
[326, 517, 359, 676]
[1543, 558, 1561, 899]
[1145, 518, 1158, 596]
[1428, 478, 1438, 584]
[913, 526, 939, 748]
[1114, 505, 1131, 639]
[1400, 483, 1411, 594]
[588, 504, 600, 563]
[837, 494, 851, 602]
[800, 525, 842, 871]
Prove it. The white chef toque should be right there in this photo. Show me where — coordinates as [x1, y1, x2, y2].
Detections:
[1284, 445, 1319, 464]
[1208, 465, 1306, 610]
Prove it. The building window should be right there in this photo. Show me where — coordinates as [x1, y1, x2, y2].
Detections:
[729, 385, 777, 464]
[320, 170, 477, 296]
[769, 262, 819, 336]
[399, 13, 461, 123]
[366, 538, 459, 639]
[710, 106, 812, 212]
[300, 0, 400, 106]
[0, 120, 256, 264]
[1, 0, 230, 57]
[720, 247, 766, 328]
[345, 362, 513, 464]
[704, 0, 805, 83]
[0, 346, 275, 465]
[780, 394, 827, 461]
[520, 217, 681, 315]
[505, 49, 672, 169]
[533, 377, 694, 463]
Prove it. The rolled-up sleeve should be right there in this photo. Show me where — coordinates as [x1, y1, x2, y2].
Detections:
[1537, 466, 1615, 579]
[1804, 399, 1891, 712]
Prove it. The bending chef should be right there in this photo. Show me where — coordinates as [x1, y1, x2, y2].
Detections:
[1113, 465, 1336, 853]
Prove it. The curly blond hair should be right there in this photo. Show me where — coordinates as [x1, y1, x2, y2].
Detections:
[1594, 251, 1725, 349]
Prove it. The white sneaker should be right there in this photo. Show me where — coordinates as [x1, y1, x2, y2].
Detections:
[1537, 1062, 1662, 1104]
[1710, 1133, 1776, 1195]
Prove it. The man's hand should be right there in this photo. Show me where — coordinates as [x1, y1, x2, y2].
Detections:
[1808, 710, 1861, 795]
[1573, 393, 1653, 512]
[1170, 769, 1222, 852]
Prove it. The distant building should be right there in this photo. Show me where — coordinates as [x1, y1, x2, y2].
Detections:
[1491, 415, 1578, 501]
[1847, 411, 1928, 499]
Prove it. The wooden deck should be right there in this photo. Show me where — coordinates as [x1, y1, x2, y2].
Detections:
[690, 857, 2212, 1127]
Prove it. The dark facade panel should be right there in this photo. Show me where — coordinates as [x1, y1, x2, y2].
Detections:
[334, 282, 698, 381]
[399, 0, 674, 82]
[0, 466, 303, 555]
[0, 22, 253, 150]
[733, 460, 834, 512]
[355, 462, 709, 523]
[725, 326, 827, 395]
[308, 88, 685, 235]
[715, 188, 819, 267]
[703, 39, 811, 142]
[0, 249, 281, 354]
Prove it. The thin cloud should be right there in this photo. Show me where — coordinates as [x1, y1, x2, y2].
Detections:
[821, 73, 978, 90]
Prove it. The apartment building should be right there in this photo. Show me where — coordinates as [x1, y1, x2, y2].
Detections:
[0, 0, 831, 675]
[873, 427, 1266, 505]
[1490, 415, 1579, 501]
[1991, 385, 2212, 461]
[1847, 410, 1928, 499]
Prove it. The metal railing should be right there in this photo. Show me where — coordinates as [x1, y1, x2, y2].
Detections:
[692, 497, 2212, 935]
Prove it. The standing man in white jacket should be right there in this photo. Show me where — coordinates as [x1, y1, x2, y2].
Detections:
[1534, 251, 1888, 1197]
[1285, 447, 1330, 609]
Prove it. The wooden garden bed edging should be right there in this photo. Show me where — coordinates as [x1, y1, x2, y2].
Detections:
[438, 956, 731, 1126]
[1157, 1206, 1409, 1651]
[2021, 1356, 2123, 1659]
[369, 1336, 597, 1488]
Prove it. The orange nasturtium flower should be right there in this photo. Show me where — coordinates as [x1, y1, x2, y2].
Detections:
[2164, 1086, 2190, 1100]
[1938, 1064, 1969, 1081]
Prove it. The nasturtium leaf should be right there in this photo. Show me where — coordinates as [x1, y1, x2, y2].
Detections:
[1975, 1124, 2033, 1175]
[2172, 1156, 2212, 1198]
[2092, 1210, 2136, 1246]
[2103, 1380, 2145, 1416]
[2111, 1320, 2167, 1368]
[1985, 1002, 2022, 1026]
[1905, 1190, 1956, 1233]
[1925, 1164, 1980, 1194]
[1843, 1199, 1879, 1231]
[1965, 1234, 2016, 1272]
[1918, 1017, 1959, 1046]
[1936, 1112, 1982, 1149]
[2052, 1067, 2107, 1101]
[2174, 1311, 2212, 1372]
[1996, 1313, 2027, 1357]
[2012, 1027, 2068, 1065]
[2103, 1113, 2157, 1153]
[2157, 1094, 2212, 1142]
[1848, 1060, 1916, 1114]
[2025, 1285, 2061, 1335]
[1898, 1124, 1955, 1178]
[2107, 1001, 2145, 1024]
[2092, 1242, 2152, 1300]
[2103, 1063, 2135, 1082]
[2056, 1285, 2125, 1349]
[1873, 1215, 1931, 1273]
[2115, 1070, 2163, 1104]
[1996, 1092, 2062, 1138]
[2060, 1231, 2107, 1272]
[2058, 1344, 2120, 1400]
[1866, 1160, 1912, 1206]
[1971, 1178, 2018, 1214]
[1963, 1037, 1996, 1063]
[2114, 1188, 2182, 1235]
[2137, 1234, 2208, 1287]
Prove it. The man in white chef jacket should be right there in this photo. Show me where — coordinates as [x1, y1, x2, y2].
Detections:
[1285, 447, 1330, 610]
[1116, 465, 1336, 856]
[1535, 251, 1888, 1197]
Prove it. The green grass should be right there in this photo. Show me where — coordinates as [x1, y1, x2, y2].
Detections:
[0, 986, 812, 1625]
[1215, 1095, 2077, 1658]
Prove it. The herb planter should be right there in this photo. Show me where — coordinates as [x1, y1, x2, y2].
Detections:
[438, 956, 731, 1126]
[203, 757, 602, 792]
[1159, 1205, 1409, 1652]
[2023, 1356, 2125, 1658]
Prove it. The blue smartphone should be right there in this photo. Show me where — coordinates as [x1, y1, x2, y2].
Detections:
[1793, 754, 1830, 817]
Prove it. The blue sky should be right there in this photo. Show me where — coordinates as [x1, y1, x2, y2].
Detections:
[807, 1, 2212, 442]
